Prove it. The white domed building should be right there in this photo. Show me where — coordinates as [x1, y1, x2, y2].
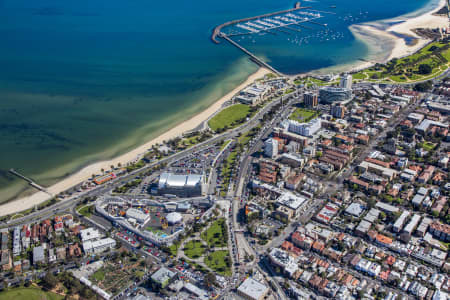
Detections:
[166, 212, 182, 225]
[158, 172, 205, 197]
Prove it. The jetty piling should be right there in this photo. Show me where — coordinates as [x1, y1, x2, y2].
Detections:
[220, 34, 282, 76]
[9, 168, 52, 195]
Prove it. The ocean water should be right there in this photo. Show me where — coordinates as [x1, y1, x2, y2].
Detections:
[0, 0, 436, 203]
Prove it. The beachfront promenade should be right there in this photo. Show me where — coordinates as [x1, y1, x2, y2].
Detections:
[0, 88, 290, 227]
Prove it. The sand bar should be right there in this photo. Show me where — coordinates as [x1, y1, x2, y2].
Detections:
[311, 0, 449, 75]
[350, 0, 448, 70]
[0, 67, 270, 217]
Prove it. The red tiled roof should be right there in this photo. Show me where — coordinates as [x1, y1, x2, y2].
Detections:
[385, 255, 396, 265]
[365, 158, 390, 168]
[376, 234, 393, 245]
[430, 222, 450, 235]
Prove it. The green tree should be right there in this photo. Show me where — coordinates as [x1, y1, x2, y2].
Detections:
[414, 81, 432, 92]
[204, 272, 216, 287]
[42, 272, 58, 290]
[418, 64, 432, 75]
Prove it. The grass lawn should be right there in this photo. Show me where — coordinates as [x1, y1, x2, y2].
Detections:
[226, 151, 237, 166]
[220, 150, 237, 181]
[91, 268, 106, 282]
[389, 75, 408, 82]
[208, 104, 251, 132]
[289, 108, 318, 123]
[185, 259, 208, 273]
[177, 132, 213, 149]
[284, 88, 295, 94]
[219, 125, 260, 196]
[0, 287, 63, 300]
[183, 240, 206, 259]
[201, 218, 227, 248]
[178, 137, 198, 148]
[309, 77, 329, 86]
[294, 76, 329, 86]
[352, 40, 450, 84]
[352, 72, 366, 80]
[205, 250, 232, 276]
[77, 204, 93, 217]
[220, 147, 238, 195]
[442, 48, 450, 61]
[237, 132, 252, 146]
[168, 244, 179, 256]
[421, 141, 436, 151]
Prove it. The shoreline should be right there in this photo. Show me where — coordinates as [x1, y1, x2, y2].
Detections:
[0, 0, 448, 217]
[310, 0, 448, 75]
[0, 67, 270, 217]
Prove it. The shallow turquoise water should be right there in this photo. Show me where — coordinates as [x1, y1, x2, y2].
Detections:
[0, 0, 435, 202]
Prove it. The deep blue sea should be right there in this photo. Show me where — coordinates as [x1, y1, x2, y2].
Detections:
[0, 0, 437, 202]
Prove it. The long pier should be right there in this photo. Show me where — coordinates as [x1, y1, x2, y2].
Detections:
[212, 2, 332, 77]
[9, 168, 51, 195]
[220, 34, 282, 76]
[211, 2, 307, 43]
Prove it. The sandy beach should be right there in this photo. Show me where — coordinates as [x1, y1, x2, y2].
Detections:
[0, 67, 270, 217]
[1, 1, 448, 218]
[348, 0, 448, 72]
[311, 0, 449, 75]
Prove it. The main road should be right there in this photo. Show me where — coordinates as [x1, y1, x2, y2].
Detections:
[227, 94, 300, 300]
[1, 87, 293, 229]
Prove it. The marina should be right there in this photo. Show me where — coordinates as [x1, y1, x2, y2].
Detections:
[0, 0, 441, 205]
[212, 2, 332, 74]
[223, 10, 324, 37]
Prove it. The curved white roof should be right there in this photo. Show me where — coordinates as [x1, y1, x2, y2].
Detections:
[186, 174, 202, 187]
[166, 212, 182, 224]
[158, 173, 170, 189]
[159, 172, 202, 188]
[167, 174, 188, 187]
